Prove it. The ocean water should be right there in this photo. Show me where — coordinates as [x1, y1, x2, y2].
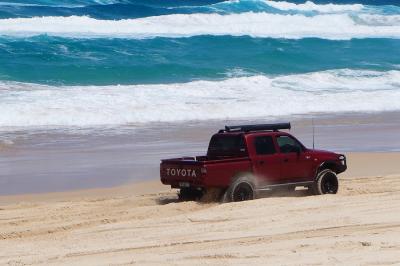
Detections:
[0, 0, 400, 130]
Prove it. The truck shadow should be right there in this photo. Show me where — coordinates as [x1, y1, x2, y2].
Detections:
[258, 188, 313, 198]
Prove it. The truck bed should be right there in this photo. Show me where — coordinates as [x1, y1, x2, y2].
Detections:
[161, 155, 250, 164]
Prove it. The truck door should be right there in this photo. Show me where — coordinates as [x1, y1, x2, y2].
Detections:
[251, 135, 281, 186]
[276, 135, 313, 182]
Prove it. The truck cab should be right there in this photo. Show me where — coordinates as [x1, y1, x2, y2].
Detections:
[160, 123, 347, 202]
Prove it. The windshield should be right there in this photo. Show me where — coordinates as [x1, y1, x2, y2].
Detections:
[207, 134, 247, 159]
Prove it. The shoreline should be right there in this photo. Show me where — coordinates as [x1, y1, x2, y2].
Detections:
[0, 179, 166, 205]
[1, 111, 400, 196]
[1, 152, 400, 204]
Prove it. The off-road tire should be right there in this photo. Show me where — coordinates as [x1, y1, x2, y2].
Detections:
[313, 169, 339, 195]
[178, 187, 203, 201]
[223, 176, 256, 202]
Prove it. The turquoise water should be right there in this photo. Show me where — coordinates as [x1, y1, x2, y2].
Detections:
[1, 36, 400, 85]
[0, 0, 400, 128]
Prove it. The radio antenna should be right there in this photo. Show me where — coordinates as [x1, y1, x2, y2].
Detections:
[312, 118, 315, 149]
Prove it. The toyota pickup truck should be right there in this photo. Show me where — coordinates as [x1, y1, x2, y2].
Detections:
[160, 123, 347, 202]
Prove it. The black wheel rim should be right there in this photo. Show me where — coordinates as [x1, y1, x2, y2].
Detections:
[321, 173, 338, 194]
[233, 183, 253, 202]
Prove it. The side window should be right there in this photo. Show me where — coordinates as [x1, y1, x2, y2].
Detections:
[254, 136, 276, 155]
[277, 136, 302, 153]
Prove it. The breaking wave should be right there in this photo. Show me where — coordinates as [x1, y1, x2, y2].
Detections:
[0, 69, 399, 128]
[1, 0, 400, 21]
[1, 12, 400, 40]
[263, 1, 364, 13]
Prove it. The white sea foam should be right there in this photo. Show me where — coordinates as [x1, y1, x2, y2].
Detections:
[1, 13, 400, 40]
[0, 70, 399, 128]
[264, 0, 364, 13]
[0, 2, 40, 6]
[0, 0, 121, 7]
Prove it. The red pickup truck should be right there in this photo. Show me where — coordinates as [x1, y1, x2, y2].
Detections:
[160, 123, 346, 202]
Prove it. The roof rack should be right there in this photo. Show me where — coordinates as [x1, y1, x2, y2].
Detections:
[221, 122, 291, 133]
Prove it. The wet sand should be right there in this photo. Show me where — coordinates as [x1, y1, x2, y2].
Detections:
[0, 152, 400, 265]
[1, 111, 400, 195]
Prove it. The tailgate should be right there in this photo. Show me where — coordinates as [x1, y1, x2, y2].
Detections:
[160, 159, 204, 188]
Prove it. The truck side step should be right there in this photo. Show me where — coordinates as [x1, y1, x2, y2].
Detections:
[256, 181, 314, 191]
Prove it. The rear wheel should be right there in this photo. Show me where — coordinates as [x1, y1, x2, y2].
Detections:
[313, 169, 339, 195]
[223, 176, 256, 202]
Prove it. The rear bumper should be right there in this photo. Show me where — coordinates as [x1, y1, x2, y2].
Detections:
[163, 179, 205, 189]
[161, 175, 205, 189]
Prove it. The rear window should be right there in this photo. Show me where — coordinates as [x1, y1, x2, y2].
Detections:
[207, 134, 247, 158]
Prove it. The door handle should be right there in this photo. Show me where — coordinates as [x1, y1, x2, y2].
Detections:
[283, 158, 289, 163]
[259, 160, 265, 165]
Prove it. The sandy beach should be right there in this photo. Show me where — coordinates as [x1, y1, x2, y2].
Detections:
[1, 152, 400, 265]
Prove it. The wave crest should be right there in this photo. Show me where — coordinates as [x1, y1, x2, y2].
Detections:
[1, 12, 400, 40]
[264, 0, 364, 13]
[0, 69, 399, 128]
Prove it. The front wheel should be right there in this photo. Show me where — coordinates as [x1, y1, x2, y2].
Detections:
[313, 169, 339, 195]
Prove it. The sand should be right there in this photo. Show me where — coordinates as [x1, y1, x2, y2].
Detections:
[1, 152, 400, 265]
